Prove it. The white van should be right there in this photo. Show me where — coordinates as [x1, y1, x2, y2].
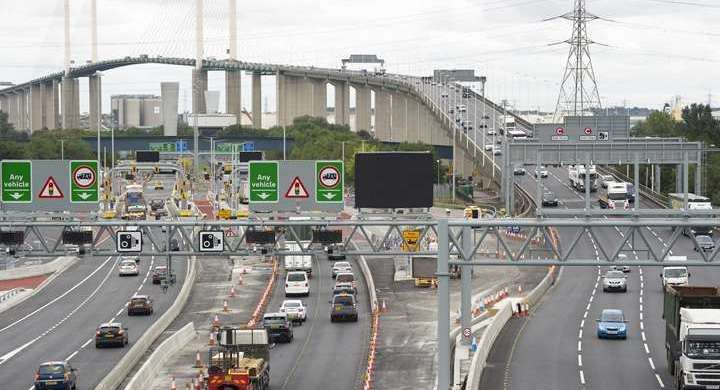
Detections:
[662, 256, 689, 287]
[285, 271, 310, 297]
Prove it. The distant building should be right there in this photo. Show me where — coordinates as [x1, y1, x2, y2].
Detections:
[111, 94, 162, 129]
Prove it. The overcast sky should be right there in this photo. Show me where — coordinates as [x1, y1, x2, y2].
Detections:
[1, 0, 718, 114]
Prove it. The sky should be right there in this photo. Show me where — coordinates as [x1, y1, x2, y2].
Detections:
[1, 0, 718, 115]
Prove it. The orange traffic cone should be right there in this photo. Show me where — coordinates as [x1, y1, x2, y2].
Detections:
[223, 300, 229, 313]
[212, 314, 220, 328]
[229, 287, 236, 297]
[238, 275, 243, 285]
[208, 331, 216, 346]
[170, 377, 177, 390]
[193, 351, 203, 368]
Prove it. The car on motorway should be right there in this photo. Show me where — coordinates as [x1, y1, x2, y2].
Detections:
[149, 199, 165, 211]
[285, 271, 310, 297]
[262, 312, 293, 342]
[152, 265, 168, 284]
[626, 183, 636, 203]
[694, 235, 715, 252]
[513, 166, 526, 176]
[599, 174, 614, 188]
[33, 361, 77, 390]
[95, 322, 129, 348]
[335, 272, 356, 288]
[602, 270, 627, 292]
[127, 295, 154, 315]
[169, 238, 180, 251]
[484, 144, 493, 151]
[330, 294, 359, 322]
[487, 129, 497, 136]
[596, 309, 627, 339]
[279, 299, 307, 324]
[534, 166, 549, 178]
[493, 146, 502, 156]
[331, 261, 353, 278]
[122, 255, 140, 264]
[441, 92, 448, 98]
[153, 181, 164, 190]
[333, 282, 357, 297]
[118, 259, 139, 276]
[541, 191, 559, 207]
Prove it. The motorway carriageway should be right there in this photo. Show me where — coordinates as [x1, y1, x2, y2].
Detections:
[483, 166, 714, 390]
[0, 176, 187, 389]
[264, 249, 370, 389]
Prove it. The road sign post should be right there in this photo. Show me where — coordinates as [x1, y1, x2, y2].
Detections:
[249, 161, 279, 203]
[315, 161, 344, 203]
[69, 160, 99, 203]
[1, 160, 32, 203]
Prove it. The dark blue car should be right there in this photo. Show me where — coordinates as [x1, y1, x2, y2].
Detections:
[597, 309, 627, 339]
[34, 361, 77, 390]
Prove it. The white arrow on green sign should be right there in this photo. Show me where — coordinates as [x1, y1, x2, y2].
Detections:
[249, 161, 279, 203]
[315, 160, 344, 203]
[1, 160, 32, 203]
[69, 160, 99, 203]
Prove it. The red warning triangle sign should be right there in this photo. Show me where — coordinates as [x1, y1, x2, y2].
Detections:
[38, 176, 64, 199]
[284, 176, 309, 199]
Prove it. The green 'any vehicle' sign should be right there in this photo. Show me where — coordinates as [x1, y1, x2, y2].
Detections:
[1, 160, 32, 203]
[249, 161, 279, 203]
[315, 161, 344, 203]
[69, 160, 99, 203]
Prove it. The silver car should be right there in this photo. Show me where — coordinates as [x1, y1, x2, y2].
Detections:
[331, 261, 352, 278]
[694, 235, 715, 252]
[602, 270, 627, 292]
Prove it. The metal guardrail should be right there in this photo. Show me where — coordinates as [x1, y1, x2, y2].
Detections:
[0, 288, 20, 303]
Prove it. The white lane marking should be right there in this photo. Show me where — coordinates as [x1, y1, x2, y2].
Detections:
[578, 354, 582, 367]
[640, 321, 644, 331]
[644, 343, 650, 354]
[578, 340, 582, 352]
[0, 256, 114, 334]
[579, 370, 586, 385]
[578, 329, 583, 339]
[648, 357, 656, 371]
[588, 295, 594, 303]
[0, 256, 119, 366]
[656, 374, 665, 388]
[580, 319, 585, 329]
[81, 338, 93, 348]
[65, 350, 79, 361]
[586, 303, 591, 311]
[639, 296, 643, 304]
[640, 312, 644, 321]
[583, 311, 588, 319]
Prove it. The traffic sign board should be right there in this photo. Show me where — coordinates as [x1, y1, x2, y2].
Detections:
[38, 177, 64, 199]
[584, 127, 593, 135]
[1, 160, 32, 203]
[69, 161, 99, 203]
[463, 328, 471, 338]
[249, 161, 279, 203]
[285, 177, 309, 199]
[555, 127, 565, 136]
[149, 142, 176, 152]
[315, 161, 344, 203]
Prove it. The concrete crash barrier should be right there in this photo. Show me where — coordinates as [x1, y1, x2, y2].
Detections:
[0, 256, 76, 281]
[463, 265, 558, 389]
[95, 256, 198, 390]
[351, 241, 378, 312]
[125, 322, 196, 390]
[0, 288, 21, 302]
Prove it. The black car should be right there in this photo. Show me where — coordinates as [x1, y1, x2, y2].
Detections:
[127, 295, 154, 315]
[95, 322, 128, 348]
[263, 313, 293, 342]
[330, 294, 358, 322]
[149, 199, 165, 211]
[542, 192, 559, 207]
[34, 361, 77, 390]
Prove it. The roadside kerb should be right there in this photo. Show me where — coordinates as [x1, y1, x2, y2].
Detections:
[465, 300, 513, 389]
[124, 322, 196, 390]
[95, 255, 197, 390]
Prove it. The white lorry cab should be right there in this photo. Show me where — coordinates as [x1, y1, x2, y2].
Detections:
[662, 256, 689, 287]
[599, 182, 629, 209]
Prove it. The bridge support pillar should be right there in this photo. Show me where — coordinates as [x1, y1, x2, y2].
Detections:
[276, 72, 287, 127]
[374, 89, 391, 141]
[299, 78, 315, 118]
[354, 85, 371, 133]
[333, 81, 349, 126]
[17, 90, 28, 131]
[61, 76, 79, 129]
[406, 98, 419, 142]
[42, 80, 59, 130]
[192, 69, 208, 114]
[676, 164, 682, 193]
[161, 82, 179, 136]
[225, 70, 242, 123]
[252, 72, 262, 129]
[89, 75, 102, 132]
[7, 93, 17, 127]
[312, 80, 327, 119]
[653, 164, 661, 193]
[391, 93, 406, 142]
[30, 84, 43, 132]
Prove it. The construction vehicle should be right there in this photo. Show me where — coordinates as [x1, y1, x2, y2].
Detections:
[668, 193, 714, 237]
[663, 285, 720, 389]
[207, 327, 270, 390]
